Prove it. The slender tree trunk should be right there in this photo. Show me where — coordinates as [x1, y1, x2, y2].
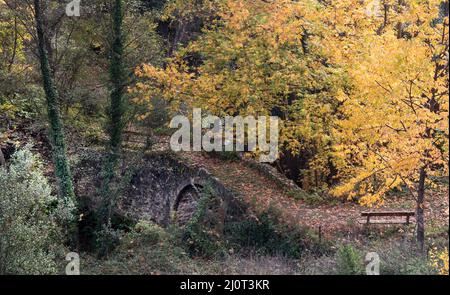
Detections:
[108, 0, 125, 159]
[416, 167, 426, 253]
[33, 0, 76, 204]
[99, 0, 125, 227]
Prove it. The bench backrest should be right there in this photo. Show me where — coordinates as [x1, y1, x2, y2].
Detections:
[361, 211, 415, 217]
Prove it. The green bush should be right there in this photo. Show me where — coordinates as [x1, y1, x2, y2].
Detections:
[336, 245, 364, 275]
[0, 147, 74, 274]
[379, 245, 435, 275]
[225, 207, 313, 259]
[182, 186, 226, 258]
[84, 221, 193, 274]
[131, 220, 169, 246]
[95, 224, 123, 258]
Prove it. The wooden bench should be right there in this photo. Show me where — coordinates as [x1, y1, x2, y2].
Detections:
[359, 211, 415, 225]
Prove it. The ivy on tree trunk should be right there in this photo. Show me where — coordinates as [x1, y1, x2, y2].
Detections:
[99, 0, 126, 227]
[33, 0, 76, 205]
[109, 0, 125, 159]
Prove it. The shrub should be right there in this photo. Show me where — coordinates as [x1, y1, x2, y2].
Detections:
[84, 221, 193, 274]
[0, 147, 73, 274]
[225, 207, 316, 259]
[397, 257, 434, 275]
[379, 244, 435, 275]
[131, 220, 169, 246]
[182, 186, 226, 258]
[95, 224, 123, 258]
[336, 245, 364, 275]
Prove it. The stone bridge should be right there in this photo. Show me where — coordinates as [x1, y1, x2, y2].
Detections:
[120, 153, 237, 226]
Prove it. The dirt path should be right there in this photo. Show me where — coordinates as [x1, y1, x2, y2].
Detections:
[177, 151, 364, 237]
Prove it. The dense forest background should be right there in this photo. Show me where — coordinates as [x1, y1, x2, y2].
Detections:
[0, 0, 448, 275]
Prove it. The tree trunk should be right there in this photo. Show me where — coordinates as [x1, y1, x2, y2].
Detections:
[108, 0, 125, 159]
[99, 0, 126, 227]
[416, 167, 426, 253]
[33, 0, 75, 204]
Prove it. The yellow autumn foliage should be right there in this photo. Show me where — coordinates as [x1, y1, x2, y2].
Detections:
[323, 0, 449, 205]
[132, 0, 348, 186]
[131, 0, 448, 205]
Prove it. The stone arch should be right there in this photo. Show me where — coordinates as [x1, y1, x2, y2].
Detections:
[174, 182, 204, 210]
[173, 178, 230, 234]
[173, 179, 204, 226]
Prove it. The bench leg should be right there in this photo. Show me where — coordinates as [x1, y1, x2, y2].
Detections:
[367, 216, 370, 224]
[406, 216, 410, 225]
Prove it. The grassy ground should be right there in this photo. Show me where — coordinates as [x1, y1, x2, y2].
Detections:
[80, 219, 446, 275]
